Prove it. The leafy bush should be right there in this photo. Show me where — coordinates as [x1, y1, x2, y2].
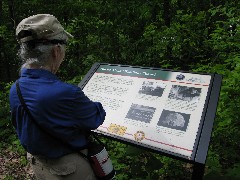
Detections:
[1, 0, 240, 179]
[0, 82, 15, 146]
[193, 5, 240, 177]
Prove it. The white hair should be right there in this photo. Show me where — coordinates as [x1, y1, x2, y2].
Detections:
[18, 33, 67, 69]
[19, 43, 54, 68]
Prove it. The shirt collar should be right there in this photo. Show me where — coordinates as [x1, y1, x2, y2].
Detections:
[20, 68, 59, 80]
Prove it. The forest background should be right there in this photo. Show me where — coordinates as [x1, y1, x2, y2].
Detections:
[0, 0, 240, 179]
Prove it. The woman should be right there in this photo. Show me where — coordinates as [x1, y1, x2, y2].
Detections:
[9, 14, 106, 180]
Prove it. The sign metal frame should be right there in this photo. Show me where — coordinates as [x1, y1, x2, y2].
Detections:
[78, 63, 222, 179]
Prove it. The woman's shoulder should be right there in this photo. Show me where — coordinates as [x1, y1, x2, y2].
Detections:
[53, 80, 82, 95]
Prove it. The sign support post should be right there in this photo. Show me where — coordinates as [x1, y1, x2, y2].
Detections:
[192, 162, 205, 180]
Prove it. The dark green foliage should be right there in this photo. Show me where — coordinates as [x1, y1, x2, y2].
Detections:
[0, 82, 15, 145]
[0, 0, 240, 179]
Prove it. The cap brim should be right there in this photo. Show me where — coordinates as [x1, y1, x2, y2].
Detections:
[64, 30, 73, 39]
[47, 31, 73, 41]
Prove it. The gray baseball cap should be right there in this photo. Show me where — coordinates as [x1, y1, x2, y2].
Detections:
[16, 14, 73, 43]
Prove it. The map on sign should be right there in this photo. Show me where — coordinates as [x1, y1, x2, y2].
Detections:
[79, 64, 213, 160]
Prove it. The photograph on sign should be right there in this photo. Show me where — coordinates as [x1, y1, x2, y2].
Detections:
[81, 64, 212, 159]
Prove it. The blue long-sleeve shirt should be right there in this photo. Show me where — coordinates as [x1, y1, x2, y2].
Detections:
[9, 68, 106, 158]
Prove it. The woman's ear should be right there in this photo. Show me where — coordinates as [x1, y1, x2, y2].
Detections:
[52, 45, 61, 60]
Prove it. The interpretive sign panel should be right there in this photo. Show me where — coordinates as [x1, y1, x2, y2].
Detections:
[79, 63, 221, 162]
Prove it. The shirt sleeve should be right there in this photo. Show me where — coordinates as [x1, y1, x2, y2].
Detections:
[71, 86, 106, 130]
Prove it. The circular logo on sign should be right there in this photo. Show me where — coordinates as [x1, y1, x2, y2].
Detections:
[176, 74, 185, 81]
[134, 131, 145, 142]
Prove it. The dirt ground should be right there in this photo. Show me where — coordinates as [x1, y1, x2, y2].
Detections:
[0, 147, 34, 180]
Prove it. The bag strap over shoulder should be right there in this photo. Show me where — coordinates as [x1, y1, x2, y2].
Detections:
[16, 80, 36, 121]
[15, 80, 76, 150]
[15, 80, 105, 154]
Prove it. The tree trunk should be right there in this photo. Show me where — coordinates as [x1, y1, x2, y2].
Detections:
[4, 0, 17, 81]
[8, 0, 15, 28]
[163, 0, 172, 65]
[0, 0, 6, 82]
[163, 0, 170, 27]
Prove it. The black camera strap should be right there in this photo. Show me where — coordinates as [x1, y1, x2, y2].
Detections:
[16, 80, 36, 122]
[15, 80, 74, 149]
[16, 80, 114, 179]
[15, 80, 104, 154]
